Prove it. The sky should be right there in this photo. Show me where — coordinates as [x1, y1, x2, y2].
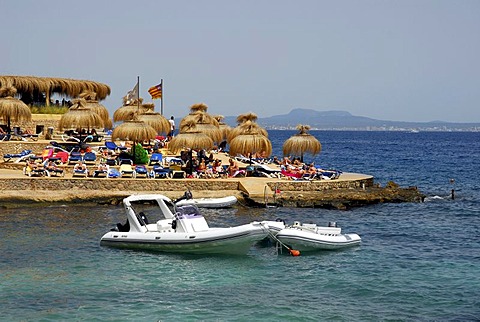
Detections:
[1, 0, 479, 123]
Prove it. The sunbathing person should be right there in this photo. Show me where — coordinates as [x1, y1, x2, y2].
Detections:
[227, 158, 245, 177]
[74, 161, 88, 176]
[94, 162, 109, 177]
[44, 160, 64, 176]
[196, 160, 207, 178]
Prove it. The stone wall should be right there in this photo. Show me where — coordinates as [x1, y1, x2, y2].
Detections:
[267, 177, 374, 191]
[0, 177, 240, 192]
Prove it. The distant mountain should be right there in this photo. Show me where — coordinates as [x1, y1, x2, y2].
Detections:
[224, 108, 480, 131]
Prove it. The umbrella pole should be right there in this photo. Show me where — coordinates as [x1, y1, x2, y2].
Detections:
[133, 142, 137, 164]
[189, 149, 193, 175]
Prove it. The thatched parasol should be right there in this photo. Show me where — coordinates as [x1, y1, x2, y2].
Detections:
[228, 120, 272, 160]
[79, 91, 110, 126]
[213, 115, 232, 142]
[137, 111, 170, 134]
[0, 86, 32, 134]
[282, 125, 321, 163]
[58, 98, 104, 131]
[236, 112, 258, 124]
[227, 119, 268, 143]
[229, 134, 272, 159]
[0, 75, 111, 106]
[169, 121, 214, 174]
[180, 111, 222, 143]
[169, 121, 214, 154]
[113, 96, 150, 122]
[112, 119, 157, 164]
[179, 102, 218, 127]
[112, 120, 157, 142]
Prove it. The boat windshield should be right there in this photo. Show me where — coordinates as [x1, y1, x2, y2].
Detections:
[175, 205, 203, 218]
[129, 199, 175, 224]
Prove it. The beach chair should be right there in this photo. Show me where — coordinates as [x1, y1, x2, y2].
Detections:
[150, 164, 171, 179]
[83, 152, 97, 165]
[149, 153, 163, 165]
[3, 149, 33, 163]
[93, 164, 109, 178]
[68, 152, 83, 164]
[169, 162, 186, 179]
[119, 159, 136, 178]
[107, 167, 122, 178]
[44, 160, 65, 177]
[254, 163, 282, 178]
[105, 141, 127, 154]
[315, 168, 342, 180]
[73, 165, 89, 178]
[23, 161, 46, 177]
[135, 165, 150, 178]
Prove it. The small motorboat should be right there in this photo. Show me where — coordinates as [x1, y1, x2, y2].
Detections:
[100, 194, 276, 255]
[275, 221, 361, 252]
[175, 195, 238, 208]
[173, 190, 238, 208]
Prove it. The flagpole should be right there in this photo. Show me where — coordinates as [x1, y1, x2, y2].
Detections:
[160, 79, 164, 116]
[137, 75, 140, 112]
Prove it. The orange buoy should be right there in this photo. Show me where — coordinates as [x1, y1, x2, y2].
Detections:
[290, 249, 301, 256]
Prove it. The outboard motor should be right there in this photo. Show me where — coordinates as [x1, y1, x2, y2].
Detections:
[175, 189, 193, 203]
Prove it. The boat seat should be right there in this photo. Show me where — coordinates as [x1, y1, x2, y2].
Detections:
[157, 219, 173, 231]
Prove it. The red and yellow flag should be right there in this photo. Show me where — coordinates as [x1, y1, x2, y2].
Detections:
[148, 83, 162, 99]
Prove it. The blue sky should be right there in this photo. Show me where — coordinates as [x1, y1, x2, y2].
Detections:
[1, 0, 479, 122]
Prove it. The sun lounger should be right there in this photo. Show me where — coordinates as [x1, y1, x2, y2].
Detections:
[3, 149, 33, 162]
[44, 163, 65, 177]
[105, 141, 128, 154]
[68, 152, 83, 164]
[83, 152, 97, 165]
[135, 165, 150, 178]
[23, 162, 46, 177]
[150, 164, 171, 179]
[149, 153, 163, 165]
[107, 168, 122, 178]
[119, 159, 136, 178]
[73, 168, 89, 178]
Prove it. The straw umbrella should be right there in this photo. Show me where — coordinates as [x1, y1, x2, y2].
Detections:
[112, 119, 157, 164]
[79, 91, 110, 127]
[137, 111, 170, 134]
[169, 121, 214, 174]
[227, 113, 268, 143]
[58, 98, 104, 139]
[179, 102, 219, 129]
[282, 125, 321, 163]
[113, 96, 150, 122]
[213, 115, 232, 142]
[0, 86, 32, 134]
[229, 121, 272, 161]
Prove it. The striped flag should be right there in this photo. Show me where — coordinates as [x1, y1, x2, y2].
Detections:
[148, 83, 162, 99]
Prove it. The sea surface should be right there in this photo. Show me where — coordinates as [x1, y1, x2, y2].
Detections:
[1, 131, 479, 321]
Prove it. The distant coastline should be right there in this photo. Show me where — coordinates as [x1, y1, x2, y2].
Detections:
[262, 126, 480, 132]
[224, 108, 480, 132]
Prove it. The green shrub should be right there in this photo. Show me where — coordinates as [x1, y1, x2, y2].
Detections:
[30, 106, 68, 114]
[134, 144, 149, 165]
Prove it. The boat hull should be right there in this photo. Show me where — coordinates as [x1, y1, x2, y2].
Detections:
[276, 230, 361, 251]
[100, 224, 267, 255]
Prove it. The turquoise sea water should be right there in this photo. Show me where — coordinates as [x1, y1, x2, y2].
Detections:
[1, 131, 479, 321]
